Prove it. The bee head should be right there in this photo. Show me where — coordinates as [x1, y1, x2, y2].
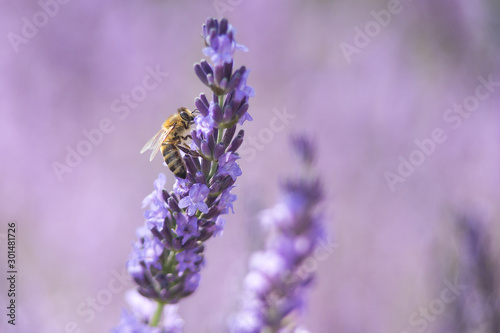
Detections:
[178, 107, 194, 122]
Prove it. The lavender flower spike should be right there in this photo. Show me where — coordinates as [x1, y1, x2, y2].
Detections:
[114, 17, 253, 332]
[230, 135, 325, 333]
[202, 18, 247, 66]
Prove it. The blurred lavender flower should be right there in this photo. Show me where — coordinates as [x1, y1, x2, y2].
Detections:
[444, 212, 500, 333]
[229, 136, 325, 333]
[114, 17, 252, 331]
[112, 290, 183, 333]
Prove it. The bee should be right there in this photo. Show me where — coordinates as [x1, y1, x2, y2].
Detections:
[140, 107, 196, 179]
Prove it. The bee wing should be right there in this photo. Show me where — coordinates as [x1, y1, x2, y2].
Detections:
[140, 125, 177, 161]
[140, 129, 166, 161]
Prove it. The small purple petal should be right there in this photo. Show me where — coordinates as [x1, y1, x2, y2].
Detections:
[178, 184, 209, 216]
[218, 152, 242, 181]
[213, 216, 226, 238]
[174, 178, 190, 197]
[184, 273, 201, 293]
[238, 111, 253, 126]
[195, 114, 215, 137]
[175, 214, 200, 245]
[176, 248, 203, 274]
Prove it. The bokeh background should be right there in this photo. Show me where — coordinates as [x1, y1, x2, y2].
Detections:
[1, 0, 500, 332]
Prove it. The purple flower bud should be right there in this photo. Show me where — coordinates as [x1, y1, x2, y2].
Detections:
[195, 171, 206, 184]
[167, 197, 180, 213]
[219, 18, 228, 34]
[184, 155, 198, 177]
[194, 95, 210, 117]
[200, 140, 211, 157]
[200, 60, 213, 76]
[209, 181, 220, 194]
[213, 143, 226, 160]
[206, 73, 214, 86]
[205, 194, 218, 208]
[200, 93, 210, 108]
[150, 226, 163, 243]
[214, 64, 224, 84]
[161, 225, 175, 250]
[235, 102, 249, 120]
[191, 130, 202, 148]
[226, 66, 246, 92]
[222, 104, 234, 123]
[212, 103, 223, 123]
[201, 205, 221, 220]
[222, 126, 237, 147]
[210, 174, 236, 192]
[192, 156, 201, 170]
[197, 227, 214, 242]
[201, 158, 211, 175]
[194, 63, 209, 86]
[219, 78, 228, 91]
[186, 173, 196, 185]
[162, 189, 170, 203]
[291, 134, 315, 165]
[207, 131, 216, 155]
[227, 130, 244, 153]
[223, 62, 233, 81]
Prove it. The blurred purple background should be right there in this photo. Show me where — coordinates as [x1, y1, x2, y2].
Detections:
[1, 0, 499, 332]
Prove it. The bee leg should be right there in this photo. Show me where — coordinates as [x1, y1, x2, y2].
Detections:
[178, 144, 201, 157]
[178, 145, 190, 154]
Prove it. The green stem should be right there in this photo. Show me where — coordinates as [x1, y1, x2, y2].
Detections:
[164, 250, 175, 272]
[207, 94, 226, 181]
[218, 94, 224, 108]
[150, 301, 165, 327]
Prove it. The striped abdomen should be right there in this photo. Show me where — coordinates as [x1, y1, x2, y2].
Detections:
[161, 143, 187, 179]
